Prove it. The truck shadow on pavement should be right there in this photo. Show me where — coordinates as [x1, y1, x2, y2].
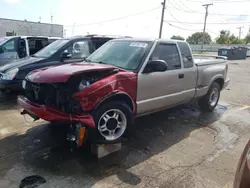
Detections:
[0, 92, 18, 110]
[0, 103, 227, 187]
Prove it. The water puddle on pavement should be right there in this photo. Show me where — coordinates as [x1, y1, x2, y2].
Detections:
[19, 175, 46, 188]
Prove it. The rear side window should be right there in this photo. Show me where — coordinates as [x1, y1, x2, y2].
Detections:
[150, 43, 181, 70]
[28, 38, 49, 55]
[92, 38, 110, 49]
[177, 42, 193, 68]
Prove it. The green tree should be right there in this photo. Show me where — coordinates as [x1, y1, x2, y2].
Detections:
[171, 35, 185, 41]
[186, 32, 211, 44]
[216, 30, 245, 44]
[216, 30, 230, 44]
[245, 33, 250, 44]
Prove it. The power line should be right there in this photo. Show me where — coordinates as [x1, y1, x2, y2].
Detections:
[170, 0, 191, 13]
[178, 0, 198, 12]
[63, 3, 250, 29]
[210, 5, 228, 23]
[166, 4, 203, 13]
[206, 29, 219, 35]
[165, 21, 200, 31]
[168, 10, 197, 26]
[166, 4, 250, 16]
[186, 0, 250, 3]
[64, 7, 160, 27]
[165, 20, 250, 24]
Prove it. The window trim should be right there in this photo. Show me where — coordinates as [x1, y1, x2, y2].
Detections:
[142, 41, 182, 72]
[177, 42, 194, 69]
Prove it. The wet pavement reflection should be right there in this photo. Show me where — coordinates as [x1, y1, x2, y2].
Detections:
[0, 94, 235, 187]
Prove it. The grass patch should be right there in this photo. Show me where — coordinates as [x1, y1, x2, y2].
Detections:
[193, 51, 208, 54]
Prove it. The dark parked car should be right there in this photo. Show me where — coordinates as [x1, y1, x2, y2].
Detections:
[0, 35, 126, 92]
[0, 36, 60, 66]
[233, 139, 250, 188]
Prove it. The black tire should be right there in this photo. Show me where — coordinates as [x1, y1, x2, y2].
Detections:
[198, 82, 221, 112]
[91, 101, 133, 144]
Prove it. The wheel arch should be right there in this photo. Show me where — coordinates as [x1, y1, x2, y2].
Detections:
[94, 92, 136, 113]
[209, 75, 224, 90]
[213, 78, 224, 89]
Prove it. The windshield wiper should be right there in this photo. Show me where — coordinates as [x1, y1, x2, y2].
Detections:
[83, 58, 92, 62]
[98, 61, 106, 64]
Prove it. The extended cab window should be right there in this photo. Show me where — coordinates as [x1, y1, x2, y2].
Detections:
[28, 38, 49, 55]
[150, 43, 181, 70]
[177, 42, 193, 68]
[92, 38, 109, 49]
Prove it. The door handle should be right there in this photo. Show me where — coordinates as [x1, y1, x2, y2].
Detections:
[178, 74, 184, 79]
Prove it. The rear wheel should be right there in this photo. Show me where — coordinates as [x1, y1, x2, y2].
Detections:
[198, 82, 220, 112]
[92, 101, 133, 143]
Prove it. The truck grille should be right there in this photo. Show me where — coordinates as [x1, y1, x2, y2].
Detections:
[24, 81, 83, 114]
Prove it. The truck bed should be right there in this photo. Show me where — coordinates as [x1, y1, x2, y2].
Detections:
[193, 54, 227, 66]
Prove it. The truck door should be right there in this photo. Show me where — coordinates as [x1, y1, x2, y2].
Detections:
[177, 42, 197, 102]
[0, 37, 19, 66]
[136, 42, 184, 115]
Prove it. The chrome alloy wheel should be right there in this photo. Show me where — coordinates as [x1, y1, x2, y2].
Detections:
[97, 109, 127, 141]
[209, 87, 219, 107]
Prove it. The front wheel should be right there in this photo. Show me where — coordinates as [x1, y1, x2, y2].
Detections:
[92, 101, 133, 143]
[198, 82, 221, 112]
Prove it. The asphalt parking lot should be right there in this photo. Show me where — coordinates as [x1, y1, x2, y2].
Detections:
[0, 59, 250, 188]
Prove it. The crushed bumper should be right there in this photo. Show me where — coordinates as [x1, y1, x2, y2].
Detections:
[17, 96, 95, 128]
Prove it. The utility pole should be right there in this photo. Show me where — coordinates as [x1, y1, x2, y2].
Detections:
[159, 0, 166, 39]
[201, 3, 213, 51]
[72, 23, 76, 36]
[237, 26, 243, 40]
[50, 10, 54, 36]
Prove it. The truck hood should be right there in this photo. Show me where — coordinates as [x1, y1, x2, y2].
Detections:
[0, 56, 44, 72]
[27, 62, 117, 83]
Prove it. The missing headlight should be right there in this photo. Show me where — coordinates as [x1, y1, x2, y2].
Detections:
[78, 79, 90, 91]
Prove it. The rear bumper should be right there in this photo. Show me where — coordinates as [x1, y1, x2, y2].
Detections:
[0, 79, 22, 92]
[17, 96, 95, 128]
[223, 78, 230, 90]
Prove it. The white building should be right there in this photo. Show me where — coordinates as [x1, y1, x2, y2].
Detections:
[0, 18, 63, 37]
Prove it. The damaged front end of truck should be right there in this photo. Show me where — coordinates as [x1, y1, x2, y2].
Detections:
[18, 62, 136, 148]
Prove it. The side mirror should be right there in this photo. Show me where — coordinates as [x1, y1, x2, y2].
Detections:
[186, 56, 192, 61]
[61, 52, 72, 61]
[143, 60, 168, 73]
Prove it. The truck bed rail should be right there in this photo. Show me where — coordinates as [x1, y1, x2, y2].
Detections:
[193, 54, 227, 60]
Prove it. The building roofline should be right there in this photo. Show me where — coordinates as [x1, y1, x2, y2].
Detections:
[0, 17, 63, 27]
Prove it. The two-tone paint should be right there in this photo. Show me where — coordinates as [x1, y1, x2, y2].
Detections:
[18, 38, 230, 129]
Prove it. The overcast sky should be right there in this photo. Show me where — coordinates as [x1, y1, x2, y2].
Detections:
[1, 0, 250, 40]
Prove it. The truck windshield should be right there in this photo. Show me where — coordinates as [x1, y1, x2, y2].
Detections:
[86, 40, 152, 70]
[34, 39, 69, 58]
